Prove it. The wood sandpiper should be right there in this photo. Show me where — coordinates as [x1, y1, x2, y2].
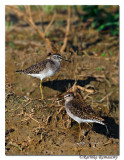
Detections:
[16, 53, 71, 100]
[64, 92, 108, 141]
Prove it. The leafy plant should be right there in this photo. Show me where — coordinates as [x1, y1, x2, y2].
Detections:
[8, 41, 19, 49]
[37, 50, 41, 55]
[108, 51, 114, 56]
[80, 5, 119, 36]
[46, 31, 50, 37]
[101, 53, 106, 57]
[9, 41, 16, 48]
[94, 48, 98, 52]
[96, 66, 102, 71]
[5, 21, 14, 29]
[53, 37, 57, 41]
[20, 87, 25, 92]
[39, 5, 68, 14]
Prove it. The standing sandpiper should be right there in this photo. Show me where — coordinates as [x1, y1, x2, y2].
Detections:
[64, 92, 108, 141]
[16, 53, 70, 99]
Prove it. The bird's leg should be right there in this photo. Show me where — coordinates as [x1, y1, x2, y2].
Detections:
[87, 123, 92, 128]
[28, 76, 31, 79]
[40, 80, 43, 100]
[79, 123, 82, 141]
[82, 123, 91, 136]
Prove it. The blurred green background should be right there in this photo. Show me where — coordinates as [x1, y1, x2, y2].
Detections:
[6, 5, 119, 36]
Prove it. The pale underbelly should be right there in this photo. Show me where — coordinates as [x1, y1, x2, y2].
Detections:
[28, 69, 57, 80]
[67, 111, 99, 124]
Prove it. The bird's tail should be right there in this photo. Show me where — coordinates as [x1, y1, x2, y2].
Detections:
[96, 120, 109, 135]
[92, 116, 109, 135]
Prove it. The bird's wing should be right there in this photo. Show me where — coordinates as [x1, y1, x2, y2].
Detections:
[18, 59, 49, 74]
[68, 99, 104, 121]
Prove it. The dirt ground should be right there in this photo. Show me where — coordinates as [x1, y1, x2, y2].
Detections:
[5, 6, 119, 155]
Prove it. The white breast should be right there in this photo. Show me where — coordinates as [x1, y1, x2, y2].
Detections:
[40, 69, 55, 79]
[28, 69, 54, 80]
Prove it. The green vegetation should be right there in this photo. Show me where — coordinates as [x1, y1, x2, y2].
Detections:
[18, 5, 25, 11]
[101, 53, 106, 57]
[94, 48, 98, 52]
[5, 21, 14, 29]
[18, 5, 68, 14]
[41, 6, 55, 14]
[46, 31, 50, 37]
[16, 5, 119, 36]
[41, 6, 67, 14]
[108, 51, 114, 56]
[20, 87, 25, 92]
[80, 5, 119, 36]
[96, 66, 102, 71]
[8, 41, 19, 49]
[9, 41, 16, 48]
[52, 37, 57, 41]
[84, 51, 87, 56]
[37, 50, 41, 55]
[8, 5, 119, 38]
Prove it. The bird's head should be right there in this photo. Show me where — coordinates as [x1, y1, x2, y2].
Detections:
[64, 92, 75, 101]
[50, 53, 71, 62]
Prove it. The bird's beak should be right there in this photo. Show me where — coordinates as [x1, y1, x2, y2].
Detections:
[61, 57, 71, 63]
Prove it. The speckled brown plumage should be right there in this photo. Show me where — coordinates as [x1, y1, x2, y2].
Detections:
[16, 59, 55, 74]
[66, 98, 104, 123]
[64, 92, 109, 140]
[16, 53, 71, 100]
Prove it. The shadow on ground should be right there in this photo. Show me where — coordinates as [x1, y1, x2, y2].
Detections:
[44, 77, 119, 140]
[42, 77, 97, 92]
[93, 116, 119, 139]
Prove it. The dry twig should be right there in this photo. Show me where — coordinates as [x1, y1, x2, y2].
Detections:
[60, 6, 71, 53]
[6, 5, 54, 52]
[99, 92, 112, 103]
[44, 11, 56, 36]
[6, 5, 71, 54]
[25, 113, 42, 126]
[8, 142, 22, 151]
[26, 6, 54, 52]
